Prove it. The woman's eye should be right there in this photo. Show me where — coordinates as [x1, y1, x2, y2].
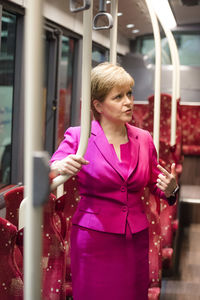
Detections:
[115, 94, 122, 100]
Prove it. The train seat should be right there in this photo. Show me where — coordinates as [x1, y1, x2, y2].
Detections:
[38, 192, 66, 300]
[62, 176, 80, 297]
[142, 188, 162, 299]
[131, 103, 149, 128]
[148, 287, 161, 300]
[0, 217, 23, 300]
[4, 186, 24, 229]
[146, 94, 182, 163]
[181, 104, 200, 155]
[2, 185, 68, 299]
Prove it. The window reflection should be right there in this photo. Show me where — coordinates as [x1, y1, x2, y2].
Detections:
[57, 36, 74, 147]
[136, 32, 200, 66]
[92, 45, 108, 66]
[0, 11, 16, 187]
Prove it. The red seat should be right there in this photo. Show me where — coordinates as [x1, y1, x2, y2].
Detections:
[131, 103, 149, 128]
[3, 185, 67, 299]
[180, 104, 200, 155]
[62, 176, 80, 296]
[42, 193, 67, 300]
[142, 188, 162, 298]
[0, 217, 23, 300]
[4, 186, 24, 228]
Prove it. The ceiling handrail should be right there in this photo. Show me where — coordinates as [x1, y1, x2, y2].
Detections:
[93, 0, 113, 30]
[69, 0, 90, 12]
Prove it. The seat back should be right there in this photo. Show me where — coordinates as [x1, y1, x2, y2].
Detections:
[0, 217, 23, 300]
[4, 186, 24, 228]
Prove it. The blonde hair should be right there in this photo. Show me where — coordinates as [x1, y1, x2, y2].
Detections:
[91, 62, 134, 120]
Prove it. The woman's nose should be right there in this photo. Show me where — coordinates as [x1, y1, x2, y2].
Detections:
[124, 95, 133, 104]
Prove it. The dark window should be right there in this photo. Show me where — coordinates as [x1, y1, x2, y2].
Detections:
[56, 36, 75, 148]
[0, 11, 16, 187]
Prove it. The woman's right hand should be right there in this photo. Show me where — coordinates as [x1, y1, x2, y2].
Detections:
[51, 155, 89, 176]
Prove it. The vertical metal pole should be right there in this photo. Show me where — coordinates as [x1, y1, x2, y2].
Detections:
[174, 37, 180, 100]
[110, 0, 118, 64]
[24, 0, 44, 299]
[155, 21, 178, 146]
[50, 1, 93, 191]
[77, 1, 93, 156]
[145, 0, 161, 157]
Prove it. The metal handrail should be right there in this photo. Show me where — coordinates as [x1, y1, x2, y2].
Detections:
[155, 19, 180, 146]
[93, 0, 113, 30]
[69, 0, 90, 12]
[145, 0, 162, 157]
[50, 2, 93, 192]
[110, 0, 118, 64]
[20, 1, 94, 299]
[23, 0, 44, 298]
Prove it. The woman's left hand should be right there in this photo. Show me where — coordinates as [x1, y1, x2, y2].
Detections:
[156, 163, 177, 198]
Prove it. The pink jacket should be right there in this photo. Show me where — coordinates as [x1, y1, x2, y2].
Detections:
[51, 120, 175, 234]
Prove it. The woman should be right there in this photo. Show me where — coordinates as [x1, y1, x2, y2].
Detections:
[50, 62, 178, 300]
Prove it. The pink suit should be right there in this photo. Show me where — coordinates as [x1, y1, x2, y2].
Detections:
[51, 120, 175, 300]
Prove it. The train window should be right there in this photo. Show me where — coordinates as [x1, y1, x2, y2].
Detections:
[174, 33, 200, 66]
[135, 32, 200, 66]
[92, 44, 108, 66]
[56, 35, 75, 148]
[0, 11, 16, 187]
[138, 36, 171, 65]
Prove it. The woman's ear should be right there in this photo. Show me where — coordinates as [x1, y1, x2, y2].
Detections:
[93, 99, 102, 114]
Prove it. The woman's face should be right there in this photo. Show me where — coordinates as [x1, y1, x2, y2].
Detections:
[94, 85, 134, 125]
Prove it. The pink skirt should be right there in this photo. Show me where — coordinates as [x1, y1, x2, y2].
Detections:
[70, 224, 149, 300]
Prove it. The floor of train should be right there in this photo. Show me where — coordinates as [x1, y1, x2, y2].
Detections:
[161, 185, 200, 300]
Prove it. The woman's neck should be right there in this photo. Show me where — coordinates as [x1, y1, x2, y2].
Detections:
[100, 119, 128, 144]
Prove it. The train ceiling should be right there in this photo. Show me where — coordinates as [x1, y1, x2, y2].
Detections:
[93, 0, 200, 39]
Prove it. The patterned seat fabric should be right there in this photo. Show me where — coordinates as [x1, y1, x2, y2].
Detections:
[142, 188, 162, 298]
[181, 104, 200, 155]
[132, 95, 182, 271]
[4, 186, 24, 229]
[0, 217, 23, 300]
[1, 186, 67, 300]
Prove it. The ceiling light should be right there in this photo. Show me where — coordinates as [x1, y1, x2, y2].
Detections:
[151, 0, 177, 29]
[117, 12, 123, 16]
[132, 29, 140, 34]
[106, 1, 111, 4]
[126, 24, 135, 28]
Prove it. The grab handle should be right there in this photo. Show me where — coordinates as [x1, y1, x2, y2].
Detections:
[70, 0, 90, 12]
[93, 0, 113, 30]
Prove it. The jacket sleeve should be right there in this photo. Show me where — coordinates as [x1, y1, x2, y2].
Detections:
[147, 132, 176, 206]
[50, 127, 79, 164]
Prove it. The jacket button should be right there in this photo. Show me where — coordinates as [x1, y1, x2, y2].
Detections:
[120, 186, 126, 192]
[122, 206, 128, 212]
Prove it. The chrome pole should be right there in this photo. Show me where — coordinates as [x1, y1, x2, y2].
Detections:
[24, 0, 44, 299]
[110, 0, 118, 64]
[50, 1, 93, 192]
[145, 0, 162, 157]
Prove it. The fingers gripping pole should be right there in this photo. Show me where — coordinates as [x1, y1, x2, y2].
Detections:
[50, 1, 93, 192]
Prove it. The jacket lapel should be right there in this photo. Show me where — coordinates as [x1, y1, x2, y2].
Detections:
[91, 121, 125, 180]
[126, 123, 140, 179]
[91, 121, 140, 181]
